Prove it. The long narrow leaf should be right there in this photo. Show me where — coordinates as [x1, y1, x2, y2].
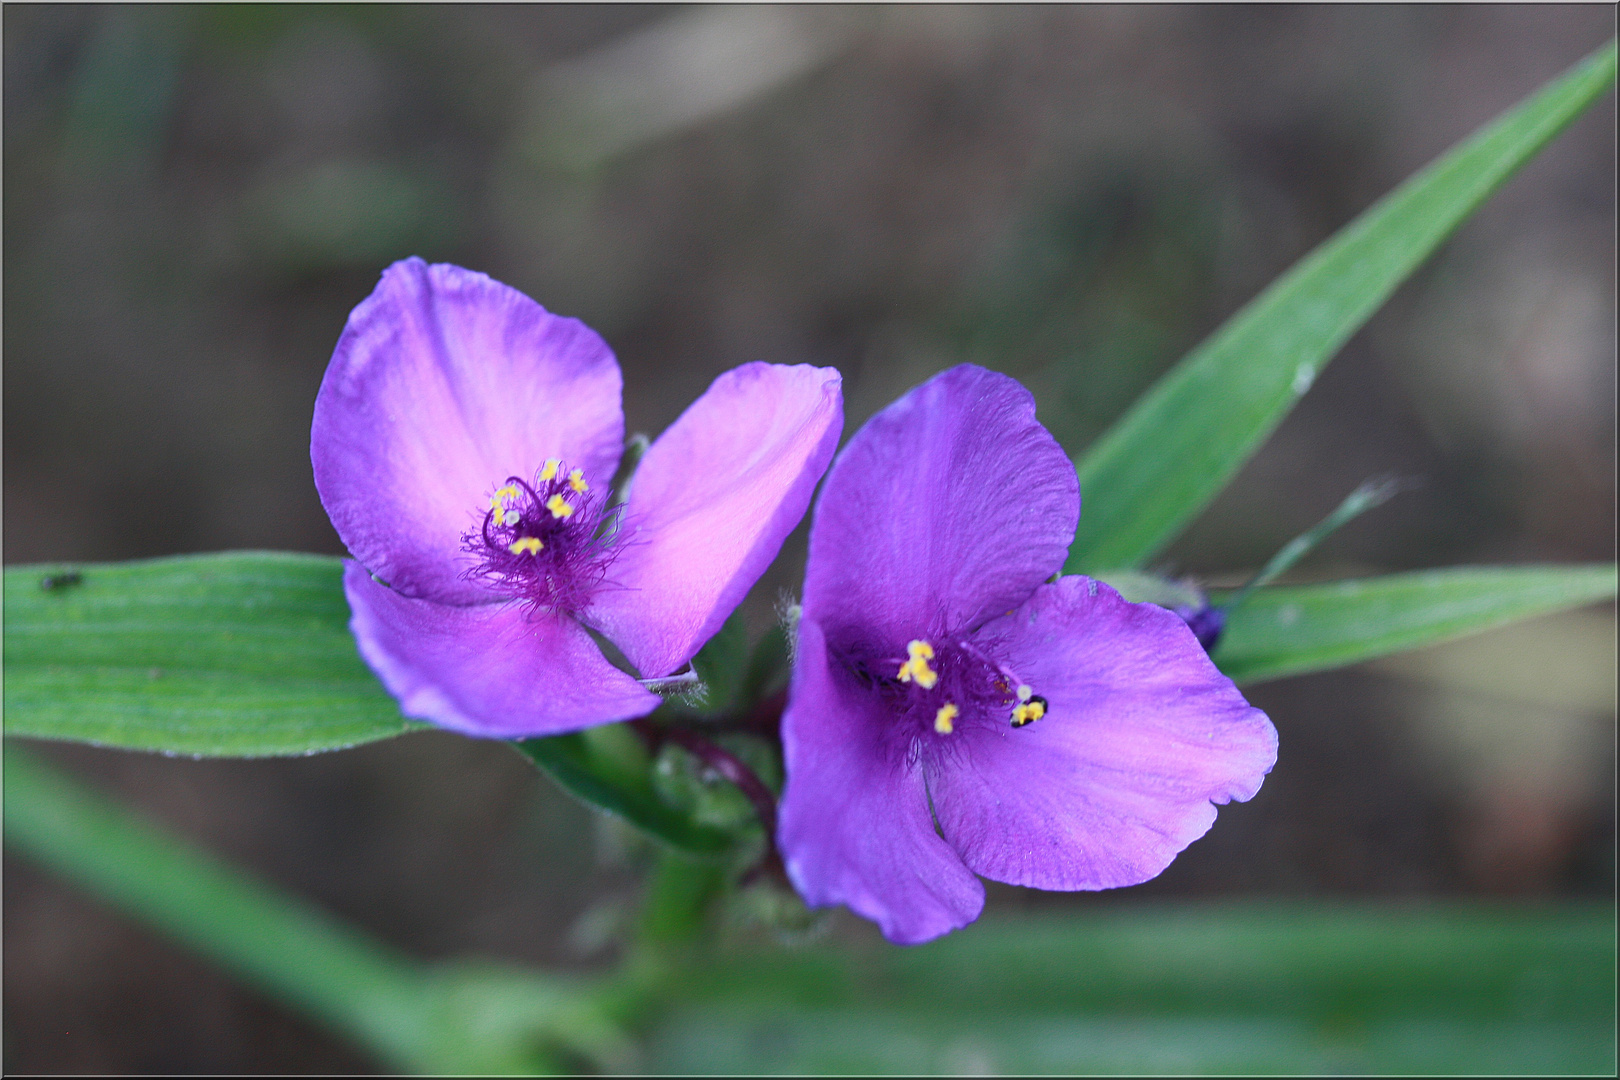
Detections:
[1066, 42, 1617, 572]
[3, 553, 425, 756]
[1212, 564, 1618, 684]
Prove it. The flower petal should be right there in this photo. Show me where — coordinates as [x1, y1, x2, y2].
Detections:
[314, 259, 625, 605]
[929, 576, 1277, 891]
[778, 618, 985, 945]
[588, 362, 842, 678]
[343, 562, 659, 738]
[802, 364, 1077, 645]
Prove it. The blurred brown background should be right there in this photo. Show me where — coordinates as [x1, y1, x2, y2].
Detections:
[5, 4, 1614, 1073]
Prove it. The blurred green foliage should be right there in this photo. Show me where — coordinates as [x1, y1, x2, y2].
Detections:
[650, 905, 1614, 1073]
[9, 741, 1613, 1074]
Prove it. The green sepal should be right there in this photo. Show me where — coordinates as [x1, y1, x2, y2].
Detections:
[514, 726, 740, 858]
[741, 621, 792, 705]
[686, 613, 750, 715]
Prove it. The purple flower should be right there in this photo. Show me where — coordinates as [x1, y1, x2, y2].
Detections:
[312, 259, 842, 738]
[777, 365, 1276, 944]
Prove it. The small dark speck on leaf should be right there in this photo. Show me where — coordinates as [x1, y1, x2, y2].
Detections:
[40, 572, 83, 591]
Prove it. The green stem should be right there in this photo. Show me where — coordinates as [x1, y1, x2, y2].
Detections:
[637, 849, 727, 947]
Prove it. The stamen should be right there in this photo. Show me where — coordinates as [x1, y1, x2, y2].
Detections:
[489, 484, 520, 512]
[934, 703, 958, 735]
[1011, 696, 1048, 728]
[897, 639, 938, 689]
[462, 458, 620, 615]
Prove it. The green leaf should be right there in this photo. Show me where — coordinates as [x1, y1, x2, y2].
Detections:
[3, 553, 425, 757]
[1212, 564, 1619, 684]
[1065, 42, 1618, 573]
[515, 727, 740, 858]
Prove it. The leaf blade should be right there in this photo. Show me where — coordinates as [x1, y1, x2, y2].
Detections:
[1211, 564, 1619, 684]
[3, 553, 425, 756]
[1066, 41, 1618, 572]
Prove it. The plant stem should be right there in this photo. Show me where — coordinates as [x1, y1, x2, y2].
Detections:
[636, 849, 727, 946]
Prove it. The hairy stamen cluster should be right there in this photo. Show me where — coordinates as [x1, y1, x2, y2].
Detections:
[461, 459, 618, 613]
[838, 631, 1046, 747]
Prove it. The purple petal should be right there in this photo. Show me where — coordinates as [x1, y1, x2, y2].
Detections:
[929, 576, 1277, 891]
[802, 364, 1078, 644]
[314, 259, 625, 605]
[778, 618, 985, 945]
[343, 562, 660, 738]
[588, 363, 842, 678]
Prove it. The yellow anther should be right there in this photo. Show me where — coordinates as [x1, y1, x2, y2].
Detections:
[568, 469, 589, 493]
[545, 493, 575, 519]
[508, 537, 543, 556]
[1016, 684, 1033, 703]
[934, 703, 959, 735]
[489, 484, 520, 512]
[539, 459, 560, 482]
[1011, 697, 1047, 728]
[897, 639, 938, 689]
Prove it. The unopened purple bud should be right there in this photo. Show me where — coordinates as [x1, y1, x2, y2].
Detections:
[1180, 604, 1226, 652]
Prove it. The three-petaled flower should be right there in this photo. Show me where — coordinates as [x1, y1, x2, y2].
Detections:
[313, 258, 842, 738]
[777, 364, 1277, 944]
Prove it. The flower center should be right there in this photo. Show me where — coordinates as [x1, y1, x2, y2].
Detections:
[838, 633, 1047, 740]
[461, 459, 617, 613]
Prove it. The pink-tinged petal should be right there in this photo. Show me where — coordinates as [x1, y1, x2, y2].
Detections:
[314, 259, 625, 605]
[343, 562, 659, 738]
[778, 618, 984, 945]
[588, 363, 842, 678]
[929, 576, 1277, 891]
[802, 365, 1077, 645]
